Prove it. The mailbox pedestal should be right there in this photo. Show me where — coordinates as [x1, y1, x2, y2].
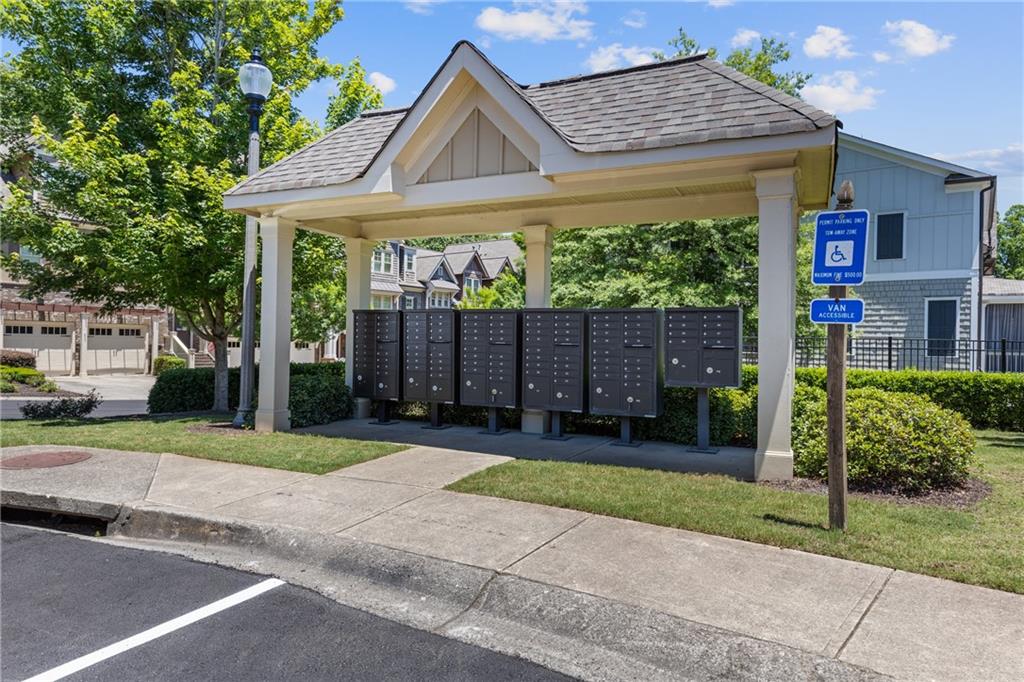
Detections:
[459, 310, 521, 435]
[664, 307, 743, 452]
[352, 310, 402, 425]
[403, 310, 458, 430]
[523, 309, 587, 441]
[588, 309, 664, 446]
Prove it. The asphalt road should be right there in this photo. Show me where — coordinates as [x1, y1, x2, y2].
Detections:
[1, 523, 571, 681]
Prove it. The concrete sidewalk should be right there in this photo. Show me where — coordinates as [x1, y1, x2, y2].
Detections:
[1, 444, 1021, 681]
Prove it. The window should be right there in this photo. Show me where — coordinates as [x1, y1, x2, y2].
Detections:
[875, 212, 905, 260]
[294, 342, 309, 349]
[464, 277, 481, 296]
[4, 325, 33, 334]
[41, 326, 68, 335]
[926, 299, 958, 357]
[89, 327, 112, 336]
[18, 245, 42, 264]
[371, 294, 398, 310]
[429, 291, 452, 308]
[228, 340, 241, 348]
[372, 250, 393, 274]
[404, 295, 418, 309]
[119, 328, 141, 337]
[403, 250, 415, 274]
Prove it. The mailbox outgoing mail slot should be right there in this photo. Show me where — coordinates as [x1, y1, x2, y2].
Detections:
[459, 310, 521, 409]
[664, 306, 742, 388]
[588, 309, 663, 418]
[351, 310, 403, 401]
[403, 310, 458, 404]
[522, 309, 587, 414]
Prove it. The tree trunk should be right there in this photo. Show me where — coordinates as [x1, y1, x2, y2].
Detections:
[212, 335, 230, 412]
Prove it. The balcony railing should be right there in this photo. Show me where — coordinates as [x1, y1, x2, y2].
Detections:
[742, 337, 1024, 373]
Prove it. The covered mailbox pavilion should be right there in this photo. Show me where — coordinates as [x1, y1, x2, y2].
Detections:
[223, 41, 837, 480]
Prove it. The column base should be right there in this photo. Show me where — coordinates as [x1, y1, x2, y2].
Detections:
[353, 397, 372, 419]
[255, 409, 290, 433]
[754, 449, 794, 481]
[521, 409, 548, 435]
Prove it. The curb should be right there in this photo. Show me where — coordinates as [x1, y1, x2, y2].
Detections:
[5, 494, 889, 681]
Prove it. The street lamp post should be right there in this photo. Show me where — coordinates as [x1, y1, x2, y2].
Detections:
[233, 49, 273, 428]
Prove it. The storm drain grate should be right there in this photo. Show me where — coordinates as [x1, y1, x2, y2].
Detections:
[0, 450, 93, 469]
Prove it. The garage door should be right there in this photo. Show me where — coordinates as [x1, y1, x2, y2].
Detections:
[3, 324, 73, 374]
[84, 325, 147, 373]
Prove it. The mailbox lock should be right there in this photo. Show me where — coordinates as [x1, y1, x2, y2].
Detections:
[465, 380, 472, 386]
[596, 387, 603, 394]
[705, 367, 714, 375]
[408, 377, 415, 383]
[432, 385, 438, 391]
[528, 383, 534, 389]
[671, 357, 679, 365]
[491, 388, 498, 395]
[626, 396, 634, 403]
[378, 382, 384, 389]
[556, 391, 563, 399]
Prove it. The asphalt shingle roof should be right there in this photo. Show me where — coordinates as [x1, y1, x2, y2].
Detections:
[227, 42, 835, 198]
[984, 277, 1024, 297]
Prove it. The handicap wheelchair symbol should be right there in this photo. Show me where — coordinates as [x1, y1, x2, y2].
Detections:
[824, 240, 854, 268]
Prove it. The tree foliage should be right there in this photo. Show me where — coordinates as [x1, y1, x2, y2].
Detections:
[0, 0, 349, 410]
[325, 58, 384, 130]
[995, 204, 1024, 280]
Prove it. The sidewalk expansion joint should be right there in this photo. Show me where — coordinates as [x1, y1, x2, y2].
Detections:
[431, 573, 498, 635]
[330, 489, 435, 535]
[834, 569, 895, 660]
[500, 515, 591, 573]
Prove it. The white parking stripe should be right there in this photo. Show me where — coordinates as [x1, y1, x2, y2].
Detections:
[23, 578, 285, 682]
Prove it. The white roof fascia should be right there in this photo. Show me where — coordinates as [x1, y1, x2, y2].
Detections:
[839, 132, 989, 179]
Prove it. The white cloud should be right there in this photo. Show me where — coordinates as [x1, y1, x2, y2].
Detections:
[802, 71, 882, 114]
[404, 0, 442, 15]
[872, 51, 891, 63]
[368, 71, 396, 95]
[708, 0, 734, 7]
[585, 43, 657, 73]
[476, 1, 593, 43]
[934, 144, 1024, 176]
[883, 19, 954, 57]
[803, 25, 856, 59]
[622, 9, 646, 29]
[730, 28, 761, 49]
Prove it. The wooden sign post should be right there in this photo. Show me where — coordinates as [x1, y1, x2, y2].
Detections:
[827, 181, 855, 531]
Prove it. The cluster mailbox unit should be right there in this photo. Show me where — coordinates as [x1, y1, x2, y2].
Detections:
[351, 310, 402, 423]
[522, 309, 588, 439]
[403, 310, 458, 428]
[459, 310, 521, 434]
[664, 306, 743, 451]
[589, 309, 664, 445]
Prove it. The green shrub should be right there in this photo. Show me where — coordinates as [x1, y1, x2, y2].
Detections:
[0, 349, 35, 368]
[792, 387, 976, 492]
[153, 355, 186, 376]
[287, 374, 353, 427]
[733, 383, 825, 449]
[21, 389, 102, 420]
[1, 366, 49, 387]
[0, 379, 16, 393]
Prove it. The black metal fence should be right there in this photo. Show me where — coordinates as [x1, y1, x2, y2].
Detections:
[742, 337, 1024, 373]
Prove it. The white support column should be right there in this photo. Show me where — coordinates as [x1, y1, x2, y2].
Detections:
[322, 331, 340, 361]
[344, 236, 372, 418]
[255, 216, 295, 432]
[149, 316, 161, 374]
[78, 313, 89, 377]
[522, 224, 554, 434]
[753, 169, 799, 480]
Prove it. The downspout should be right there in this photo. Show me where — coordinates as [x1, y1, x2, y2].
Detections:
[977, 178, 996, 369]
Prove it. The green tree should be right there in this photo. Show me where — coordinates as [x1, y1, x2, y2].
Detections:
[0, 0, 347, 410]
[995, 205, 1024, 280]
[325, 58, 384, 130]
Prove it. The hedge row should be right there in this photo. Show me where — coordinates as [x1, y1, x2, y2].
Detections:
[147, 363, 349, 427]
[0, 349, 35, 368]
[153, 355, 187, 376]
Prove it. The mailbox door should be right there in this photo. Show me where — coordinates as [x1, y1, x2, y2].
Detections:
[701, 348, 738, 386]
[374, 341, 400, 399]
[352, 311, 375, 398]
[589, 311, 623, 414]
[403, 311, 428, 401]
[665, 310, 700, 386]
[429, 343, 455, 403]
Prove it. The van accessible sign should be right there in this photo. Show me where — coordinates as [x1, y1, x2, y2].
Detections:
[812, 209, 870, 286]
[809, 298, 864, 325]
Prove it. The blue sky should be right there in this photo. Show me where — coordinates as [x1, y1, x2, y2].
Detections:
[294, 1, 1023, 212]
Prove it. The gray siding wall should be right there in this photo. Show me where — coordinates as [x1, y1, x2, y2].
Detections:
[834, 145, 977, 275]
[856, 277, 972, 339]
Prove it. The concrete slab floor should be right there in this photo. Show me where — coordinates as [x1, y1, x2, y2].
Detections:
[506, 515, 891, 656]
[145, 454, 310, 511]
[213, 476, 431, 534]
[838, 570, 1024, 681]
[341, 489, 589, 571]
[330, 446, 513, 489]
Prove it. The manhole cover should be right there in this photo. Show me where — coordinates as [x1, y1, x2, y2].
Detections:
[0, 451, 93, 469]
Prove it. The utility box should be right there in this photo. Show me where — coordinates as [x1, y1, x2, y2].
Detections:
[588, 309, 663, 418]
[460, 310, 521, 409]
[522, 309, 588, 414]
[403, 310, 458, 404]
[664, 307, 743, 388]
[351, 310, 402, 401]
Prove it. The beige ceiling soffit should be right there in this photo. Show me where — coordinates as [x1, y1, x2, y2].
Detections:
[300, 218, 363, 238]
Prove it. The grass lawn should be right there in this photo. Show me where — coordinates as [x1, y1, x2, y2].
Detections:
[0, 415, 404, 475]
[449, 430, 1024, 594]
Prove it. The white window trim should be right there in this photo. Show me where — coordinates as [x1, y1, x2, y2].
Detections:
[924, 297, 960, 357]
[372, 250, 394, 274]
[404, 295, 418, 309]
[874, 210, 908, 262]
[370, 294, 399, 310]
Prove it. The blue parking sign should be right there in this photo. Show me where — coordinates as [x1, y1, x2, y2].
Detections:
[810, 298, 864, 325]
[812, 209, 870, 286]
